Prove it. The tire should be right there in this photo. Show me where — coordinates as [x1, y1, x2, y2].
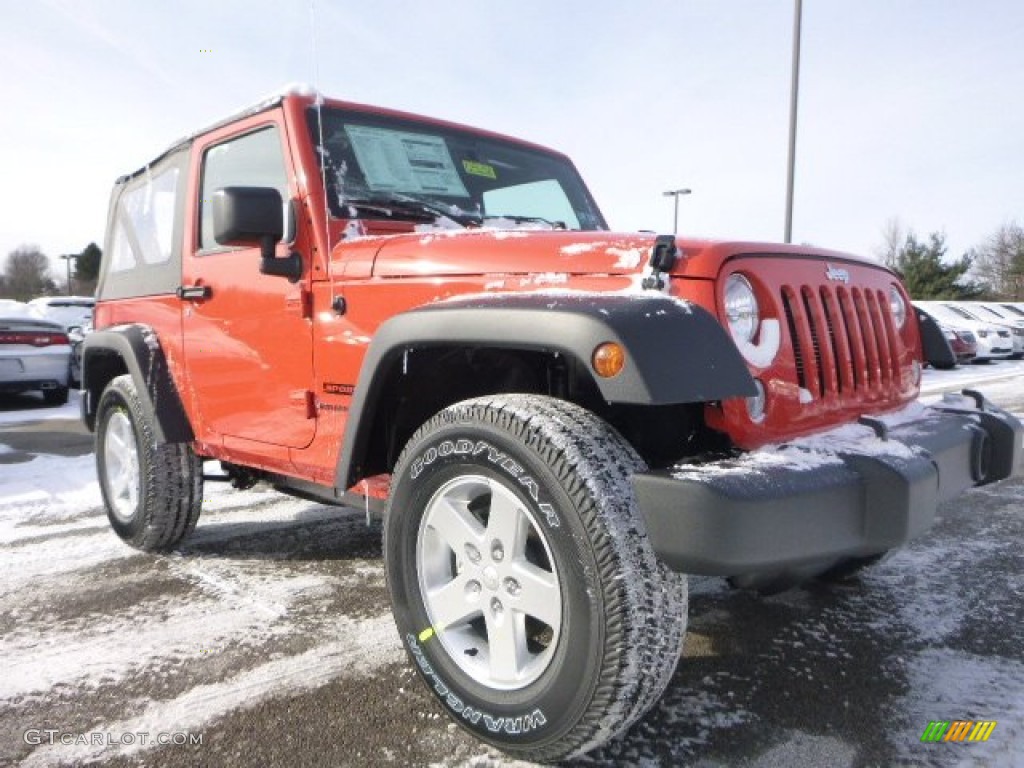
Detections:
[95, 374, 203, 551]
[43, 386, 69, 406]
[384, 395, 687, 762]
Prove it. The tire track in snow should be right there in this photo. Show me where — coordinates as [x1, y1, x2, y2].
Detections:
[18, 614, 402, 767]
[0, 568, 331, 702]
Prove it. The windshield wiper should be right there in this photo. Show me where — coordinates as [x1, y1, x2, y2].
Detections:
[481, 214, 565, 229]
[344, 197, 481, 227]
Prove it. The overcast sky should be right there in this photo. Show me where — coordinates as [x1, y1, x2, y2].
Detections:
[2, 0, 1022, 278]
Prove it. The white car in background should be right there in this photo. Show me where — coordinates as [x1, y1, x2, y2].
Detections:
[27, 296, 95, 330]
[913, 301, 1014, 362]
[0, 302, 72, 405]
[952, 301, 1024, 359]
[998, 302, 1024, 319]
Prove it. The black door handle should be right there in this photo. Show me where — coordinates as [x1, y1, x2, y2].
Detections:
[176, 285, 212, 301]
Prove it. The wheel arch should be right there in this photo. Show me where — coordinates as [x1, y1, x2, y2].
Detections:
[335, 293, 755, 490]
[81, 324, 194, 443]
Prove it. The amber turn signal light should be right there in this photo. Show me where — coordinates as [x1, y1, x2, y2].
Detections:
[592, 342, 625, 378]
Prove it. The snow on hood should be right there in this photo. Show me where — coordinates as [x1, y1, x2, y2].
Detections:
[368, 230, 662, 280]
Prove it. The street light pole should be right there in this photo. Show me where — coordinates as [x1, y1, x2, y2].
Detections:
[663, 188, 692, 235]
[59, 254, 76, 296]
[784, 0, 803, 244]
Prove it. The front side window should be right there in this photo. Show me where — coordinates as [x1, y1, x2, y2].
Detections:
[200, 126, 288, 251]
[308, 108, 605, 232]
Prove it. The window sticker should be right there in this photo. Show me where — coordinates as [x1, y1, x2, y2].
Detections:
[344, 124, 469, 197]
[462, 160, 497, 179]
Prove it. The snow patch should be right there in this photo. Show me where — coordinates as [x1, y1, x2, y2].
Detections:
[19, 615, 402, 768]
[671, 409, 941, 482]
[607, 246, 646, 269]
[890, 648, 1024, 767]
[517, 272, 569, 287]
[559, 241, 604, 256]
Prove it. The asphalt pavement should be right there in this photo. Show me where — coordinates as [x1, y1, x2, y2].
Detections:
[1, 369, 1022, 768]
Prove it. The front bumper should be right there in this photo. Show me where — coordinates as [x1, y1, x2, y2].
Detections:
[634, 390, 1023, 576]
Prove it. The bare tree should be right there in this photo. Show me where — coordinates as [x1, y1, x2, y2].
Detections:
[2, 245, 56, 301]
[970, 222, 1024, 300]
[875, 217, 907, 269]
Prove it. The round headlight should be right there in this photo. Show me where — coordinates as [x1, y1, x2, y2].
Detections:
[725, 274, 759, 343]
[890, 285, 907, 329]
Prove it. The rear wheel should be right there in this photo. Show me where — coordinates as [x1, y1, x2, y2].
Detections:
[96, 374, 202, 551]
[385, 395, 687, 762]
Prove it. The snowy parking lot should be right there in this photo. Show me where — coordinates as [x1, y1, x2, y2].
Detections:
[1, 361, 1022, 767]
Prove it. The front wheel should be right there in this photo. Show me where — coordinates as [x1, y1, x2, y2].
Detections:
[95, 374, 203, 551]
[385, 395, 687, 762]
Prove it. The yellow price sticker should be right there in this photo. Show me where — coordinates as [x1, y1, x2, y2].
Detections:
[462, 160, 497, 179]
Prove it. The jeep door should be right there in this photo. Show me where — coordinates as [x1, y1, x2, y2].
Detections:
[180, 113, 315, 450]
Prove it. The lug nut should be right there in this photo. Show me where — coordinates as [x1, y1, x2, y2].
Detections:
[491, 542, 504, 562]
[465, 543, 482, 564]
[503, 577, 521, 596]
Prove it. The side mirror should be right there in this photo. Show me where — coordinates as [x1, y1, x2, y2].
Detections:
[213, 186, 283, 245]
[212, 187, 302, 282]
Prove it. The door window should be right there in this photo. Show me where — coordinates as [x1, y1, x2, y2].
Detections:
[199, 127, 289, 251]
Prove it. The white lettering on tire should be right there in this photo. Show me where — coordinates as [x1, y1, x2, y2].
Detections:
[409, 439, 560, 527]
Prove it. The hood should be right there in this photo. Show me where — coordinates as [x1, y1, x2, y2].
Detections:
[362, 229, 891, 282]
[367, 230, 657, 279]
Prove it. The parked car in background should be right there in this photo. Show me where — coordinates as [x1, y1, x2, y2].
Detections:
[27, 296, 95, 330]
[914, 307, 976, 368]
[952, 301, 1024, 359]
[0, 302, 72, 405]
[913, 301, 1013, 362]
[26, 296, 95, 386]
[998, 302, 1024, 319]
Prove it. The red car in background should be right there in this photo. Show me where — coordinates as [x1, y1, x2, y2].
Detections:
[943, 325, 978, 366]
[915, 305, 977, 368]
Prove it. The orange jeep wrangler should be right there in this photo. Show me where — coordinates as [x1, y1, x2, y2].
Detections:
[81, 87, 1022, 762]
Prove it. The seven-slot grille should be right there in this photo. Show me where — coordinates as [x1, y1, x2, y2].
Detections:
[780, 284, 902, 400]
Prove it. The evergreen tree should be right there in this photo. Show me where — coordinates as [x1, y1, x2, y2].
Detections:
[73, 242, 102, 295]
[895, 232, 983, 300]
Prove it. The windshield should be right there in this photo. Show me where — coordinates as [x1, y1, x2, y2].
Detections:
[307, 107, 607, 231]
[941, 304, 978, 321]
[978, 305, 1006, 319]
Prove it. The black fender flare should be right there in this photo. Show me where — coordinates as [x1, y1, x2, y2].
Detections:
[335, 292, 755, 489]
[81, 324, 194, 443]
[915, 309, 957, 368]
